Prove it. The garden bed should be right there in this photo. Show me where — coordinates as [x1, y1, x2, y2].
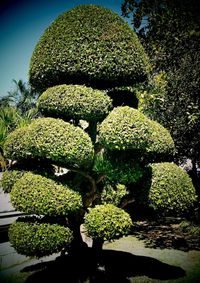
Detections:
[131, 218, 200, 251]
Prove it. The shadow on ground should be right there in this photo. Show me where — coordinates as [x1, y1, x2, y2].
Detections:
[23, 248, 185, 283]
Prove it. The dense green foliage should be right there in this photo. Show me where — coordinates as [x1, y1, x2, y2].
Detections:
[1, 170, 24, 193]
[38, 84, 113, 122]
[94, 151, 143, 184]
[121, 0, 199, 71]
[139, 163, 197, 215]
[11, 172, 83, 216]
[166, 50, 200, 163]
[9, 218, 73, 257]
[148, 119, 176, 156]
[4, 117, 94, 168]
[84, 204, 132, 241]
[101, 183, 128, 206]
[3, 126, 33, 160]
[29, 4, 149, 92]
[0, 80, 38, 169]
[99, 106, 175, 155]
[0, 107, 21, 155]
[4, 4, 198, 259]
[121, 0, 200, 193]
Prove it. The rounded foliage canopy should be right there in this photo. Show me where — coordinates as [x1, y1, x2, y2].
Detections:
[11, 172, 83, 216]
[38, 84, 113, 122]
[84, 204, 132, 241]
[9, 218, 73, 257]
[4, 117, 94, 168]
[141, 162, 197, 215]
[29, 4, 149, 92]
[99, 106, 175, 155]
[3, 127, 33, 161]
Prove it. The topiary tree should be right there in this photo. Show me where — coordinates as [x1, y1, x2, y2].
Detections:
[2, 4, 197, 259]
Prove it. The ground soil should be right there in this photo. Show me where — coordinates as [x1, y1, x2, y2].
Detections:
[131, 218, 200, 251]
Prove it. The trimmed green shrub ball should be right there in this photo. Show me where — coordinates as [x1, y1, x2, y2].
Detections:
[99, 106, 175, 155]
[4, 117, 94, 168]
[11, 172, 83, 216]
[3, 127, 34, 161]
[94, 151, 143, 184]
[84, 204, 132, 241]
[38, 84, 113, 122]
[9, 218, 73, 257]
[144, 163, 197, 215]
[1, 170, 25, 193]
[29, 4, 149, 92]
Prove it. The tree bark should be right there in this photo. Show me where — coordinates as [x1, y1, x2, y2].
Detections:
[190, 158, 200, 198]
[88, 121, 97, 145]
[92, 239, 103, 252]
[68, 215, 88, 253]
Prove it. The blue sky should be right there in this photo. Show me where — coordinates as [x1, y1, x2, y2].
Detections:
[0, 0, 128, 97]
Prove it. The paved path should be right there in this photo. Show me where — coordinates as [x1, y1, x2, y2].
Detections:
[0, 236, 199, 283]
[0, 241, 58, 272]
[105, 236, 200, 282]
[0, 172, 14, 213]
[0, 189, 14, 214]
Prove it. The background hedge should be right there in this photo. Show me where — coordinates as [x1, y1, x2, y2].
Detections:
[9, 218, 73, 257]
[140, 162, 197, 215]
[29, 4, 149, 92]
[4, 117, 94, 168]
[11, 172, 83, 216]
[38, 84, 113, 122]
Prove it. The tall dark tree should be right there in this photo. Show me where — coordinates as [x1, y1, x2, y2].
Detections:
[121, 0, 200, 69]
[122, 0, 200, 192]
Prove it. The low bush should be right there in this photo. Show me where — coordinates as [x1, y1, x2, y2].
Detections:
[84, 204, 132, 241]
[180, 221, 200, 236]
[8, 218, 73, 257]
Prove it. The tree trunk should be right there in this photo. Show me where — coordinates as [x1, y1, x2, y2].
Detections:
[68, 216, 88, 253]
[190, 158, 200, 198]
[92, 239, 103, 252]
[88, 121, 97, 145]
